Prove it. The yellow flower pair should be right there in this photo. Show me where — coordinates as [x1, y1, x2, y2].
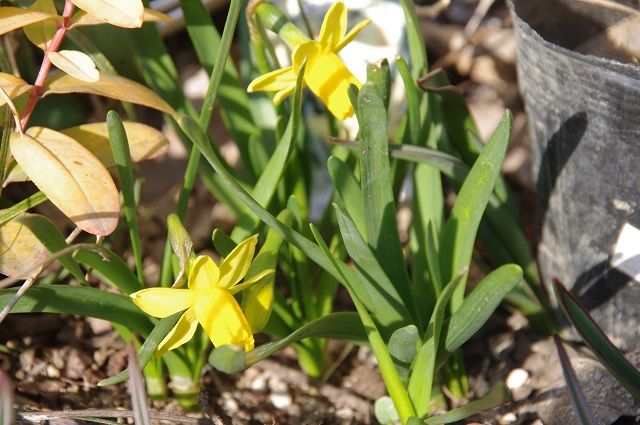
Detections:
[248, 2, 370, 120]
[130, 235, 272, 354]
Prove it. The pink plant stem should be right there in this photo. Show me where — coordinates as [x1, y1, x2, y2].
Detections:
[19, 0, 75, 130]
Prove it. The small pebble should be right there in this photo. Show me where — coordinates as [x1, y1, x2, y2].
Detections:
[46, 365, 60, 378]
[506, 368, 529, 390]
[250, 374, 267, 392]
[499, 412, 517, 424]
[269, 392, 292, 409]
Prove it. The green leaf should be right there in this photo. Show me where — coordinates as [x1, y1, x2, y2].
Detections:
[443, 264, 522, 355]
[180, 0, 259, 179]
[107, 110, 143, 286]
[553, 335, 598, 424]
[180, 114, 408, 336]
[327, 155, 366, 237]
[211, 228, 236, 258]
[98, 312, 181, 386]
[358, 75, 415, 322]
[17, 214, 85, 284]
[439, 111, 512, 310]
[73, 247, 140, 295]
[553, 280, 640, 400]
[0, 284, 152, 335]
[423, 382, 510, 424]
[409, 269, 467, 417]
[334, 203, 411, 334]
[232, 63, 305, 241]
[310, 223, 417, 423]
[388, 325, 420, 385]
[209, 312, 366, 373]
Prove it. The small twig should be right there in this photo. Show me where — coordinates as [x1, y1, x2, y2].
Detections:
[17, 409, 214, 424]
[574, 0, 640, 16]
[65, 226, 83, 244]
[0, 242, 105, 290]
[19, 0, 75, 130]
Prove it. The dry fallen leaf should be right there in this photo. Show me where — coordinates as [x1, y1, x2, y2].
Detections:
[10, 128, 120, 236]
[43, 72, 178, 118]
[48, 50, 100, 83]
[69, 0, 143, 28]
[0, 6, 59, 36]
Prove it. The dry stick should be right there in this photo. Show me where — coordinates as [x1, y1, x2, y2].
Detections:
[19, 0, 75, 130]
[574, 0, 640, 16]
[17, 409, 214, 424]
[0, 242, 103, 324]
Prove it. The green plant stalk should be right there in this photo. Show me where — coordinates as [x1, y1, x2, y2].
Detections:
[107, 111, 144, 285]
[253, 3, 310, 49]
[0, 191, 48, 226]
[311, 225, 416, 423]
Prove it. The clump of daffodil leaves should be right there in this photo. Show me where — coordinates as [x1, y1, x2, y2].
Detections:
[130, 235, 273, 355]
[247, 1, 371, 119]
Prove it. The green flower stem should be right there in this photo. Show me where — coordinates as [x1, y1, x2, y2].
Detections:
[254, 2, 310, 50]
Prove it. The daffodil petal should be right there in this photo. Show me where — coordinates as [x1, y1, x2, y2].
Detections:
[292, 41, 318, 73]
[273, 86, 295, 104]
[193, 288, 254, 352]
[218, 235, 258, 288]
[318, 1, 346, 51]
[188, 255, 219, 291]
[305, 49, 360, 119]
[156, 308, 198, 355]
[130, 288, 194, 318]
[335, 18, 372, 52]
[247, 66, 296, 93]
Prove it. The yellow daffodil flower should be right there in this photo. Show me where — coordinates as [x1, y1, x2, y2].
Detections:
[130, 235, 272, 355]
[247, 2, 371, 119]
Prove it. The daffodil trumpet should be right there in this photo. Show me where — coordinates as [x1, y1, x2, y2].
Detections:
[130, 235, 273, 355]
[248, 1, 371, 120]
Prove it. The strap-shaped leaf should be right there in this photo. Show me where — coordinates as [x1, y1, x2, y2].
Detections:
[554, 280, 640, 400]
[553, 335, 598, 424]
[209, 312, 366, 373]
[73, 247, 140, 295]
[439, 111, 512, 310]
[422, 382, 510, 424]
[0, 284, 152, 335]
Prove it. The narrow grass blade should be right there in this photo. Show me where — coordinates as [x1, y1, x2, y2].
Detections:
[0, 191, 48, 226]
[98, 312, 181, 386]
[0, 106, 11, 194]
[127, 344, 151, 425]
[73, 247, 140, 294]
[439, 111, 512, 310]
[554, 280, 640, 400]
[209, 312, 366, 374]
[179, 0, 259, 177]
[423, 382, 510, 424]
[553, 335, 598, 424]
[0, 284, 152, 335]
[107, 110, 144, 285]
